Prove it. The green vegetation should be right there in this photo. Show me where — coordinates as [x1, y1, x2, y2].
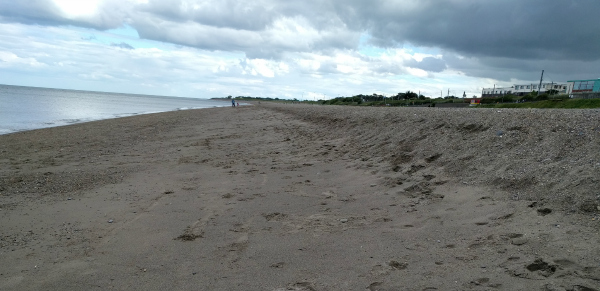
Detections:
[217, 91, 600, 109]
[477, 92, 600, 108]
[228, 96, 284, 101]
[479, 92, 568, 104]
[319, 91, 469, 107]
[479, 98, 600, 109]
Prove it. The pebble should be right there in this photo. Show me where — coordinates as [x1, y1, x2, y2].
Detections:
[108, 219, 114, 223]
[340, 219, 348, 223]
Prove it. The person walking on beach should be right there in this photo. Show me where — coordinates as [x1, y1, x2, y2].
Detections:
[232, 99, 236, 107]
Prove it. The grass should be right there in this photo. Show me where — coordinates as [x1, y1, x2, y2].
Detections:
[478, 99, 600, 109]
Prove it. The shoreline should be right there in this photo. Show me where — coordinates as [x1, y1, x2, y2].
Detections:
[1, 104, 599, 290]
[0, 103, 232, 136]
[0, 84, 232, 135]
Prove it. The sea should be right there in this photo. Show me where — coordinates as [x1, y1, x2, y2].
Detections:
[0, 84, 231, 135]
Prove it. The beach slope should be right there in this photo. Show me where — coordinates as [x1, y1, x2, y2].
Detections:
[1, 104, 599, 290]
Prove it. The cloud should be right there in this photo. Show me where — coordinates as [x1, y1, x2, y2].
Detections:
[342, 0, 600, 62]
[131, 13, 359, 59]
[444, 52, 600, 83]
[137, 0, 276, 31]
[0, 0, 360, 57]
[0, 51, 46, 68]
[405, 57, 446, 73]
[111, 42, 134, 49]
[0, 0, 130, 30]
[0, 0, 63, 26]
[238, 58, 290, 78]
[1, 0, 599, 99]
[3, 0, 598, 63]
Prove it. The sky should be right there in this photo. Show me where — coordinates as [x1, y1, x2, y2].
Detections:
[0, 0, 599, 100]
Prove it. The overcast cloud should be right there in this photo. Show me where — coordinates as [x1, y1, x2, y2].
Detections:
[0, 0, 598, 99]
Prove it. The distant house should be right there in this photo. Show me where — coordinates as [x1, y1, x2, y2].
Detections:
[481, 86, 513, 98]
[481, 82, 567, 97]
[512, 83, 567, 96]
[469, 98, 481, 106]
[566, 78, 600, 98]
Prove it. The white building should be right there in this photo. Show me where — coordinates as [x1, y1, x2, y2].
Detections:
[481, 86, 513, 97]
[482, 82, 567, 97]
[566, 78, 600, 98]
[512, 82, 567, 96]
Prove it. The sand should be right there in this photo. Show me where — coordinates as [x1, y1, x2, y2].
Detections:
[1, 103, 599, 290]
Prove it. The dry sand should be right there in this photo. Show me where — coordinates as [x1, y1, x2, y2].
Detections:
[1, 103, 599, 290]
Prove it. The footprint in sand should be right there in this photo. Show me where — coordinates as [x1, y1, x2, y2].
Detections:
[273, 282, 316, 291]
[261, 174, 268, 185]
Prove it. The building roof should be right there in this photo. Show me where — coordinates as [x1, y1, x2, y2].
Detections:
[514, 82, 567, 86]
[567, 78, 600, 82]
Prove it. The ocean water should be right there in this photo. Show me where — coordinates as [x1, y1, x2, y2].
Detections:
[0, 84, 231, 135]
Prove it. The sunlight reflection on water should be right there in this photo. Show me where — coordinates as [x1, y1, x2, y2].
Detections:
[0, 85, 229, 134]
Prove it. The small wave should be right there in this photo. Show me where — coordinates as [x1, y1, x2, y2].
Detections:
[63, 119, 82, 124]
[0, 127, 30, 135]
[0, 129, 15, 135]
[113, 113, 138, 118]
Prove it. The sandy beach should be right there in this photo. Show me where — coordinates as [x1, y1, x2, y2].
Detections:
[1, 103, 599, 290]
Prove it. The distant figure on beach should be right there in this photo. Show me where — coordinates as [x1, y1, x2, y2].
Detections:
[232, 99, 235, 107]
[236, 102, 239, 107]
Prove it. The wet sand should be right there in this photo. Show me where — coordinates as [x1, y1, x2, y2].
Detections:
[1, 103, 599, 290]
